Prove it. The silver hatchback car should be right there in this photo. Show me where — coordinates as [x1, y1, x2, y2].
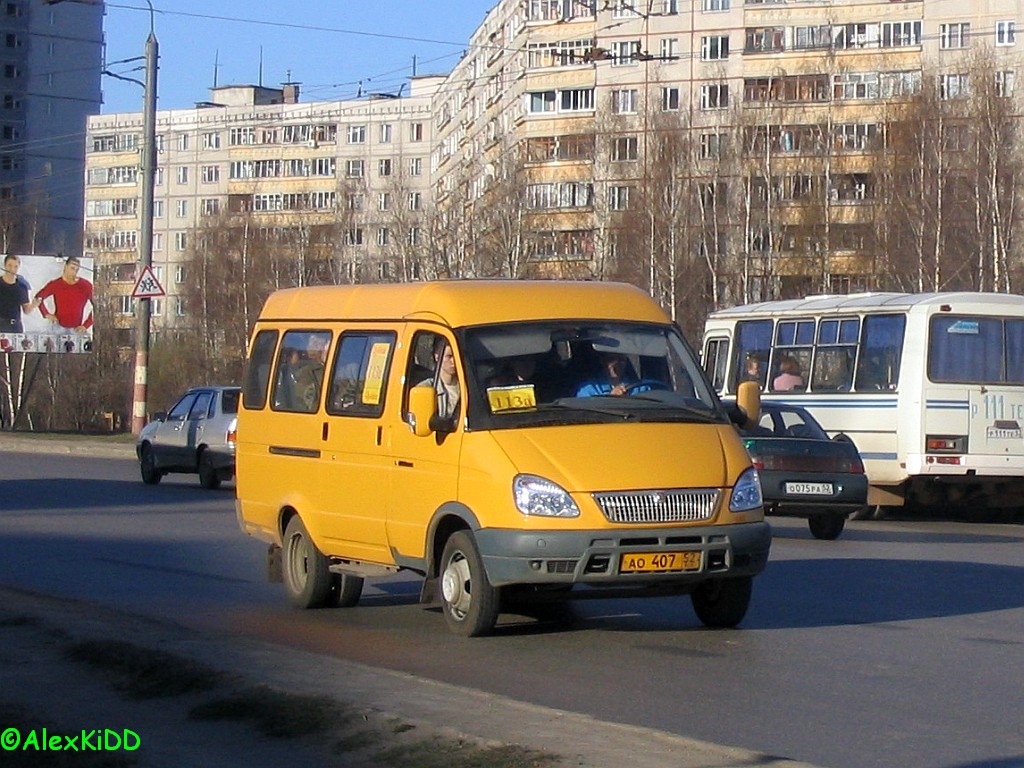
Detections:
[137, 386, 240, 489]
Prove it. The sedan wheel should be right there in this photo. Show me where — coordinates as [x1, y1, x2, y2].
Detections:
[198, 451, 221, 490]
[139, 445, 162, 485]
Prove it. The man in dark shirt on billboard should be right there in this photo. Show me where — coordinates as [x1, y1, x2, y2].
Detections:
[0, 254, 33, 333]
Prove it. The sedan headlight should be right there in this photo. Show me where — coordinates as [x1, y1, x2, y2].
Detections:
[729, 467, 763, 512]
[513, 474, 580, 518]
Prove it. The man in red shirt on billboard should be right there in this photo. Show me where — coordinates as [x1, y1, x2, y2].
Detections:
[34, 256, 93, 333]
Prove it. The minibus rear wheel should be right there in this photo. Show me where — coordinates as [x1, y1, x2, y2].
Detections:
[691, 576, 752, 628]
[439, 531, 499, 637]
[282, 515, 333, 609]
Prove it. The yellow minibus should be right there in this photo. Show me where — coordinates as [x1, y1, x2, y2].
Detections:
[236, 280, 769, 635]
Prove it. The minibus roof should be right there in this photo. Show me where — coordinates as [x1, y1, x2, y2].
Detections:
[707, 291, 1024, 319]
[257, 280, 669, 327]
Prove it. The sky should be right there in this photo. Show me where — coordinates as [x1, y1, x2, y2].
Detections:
[100, 1, 495, 114]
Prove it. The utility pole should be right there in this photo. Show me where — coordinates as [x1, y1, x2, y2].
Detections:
[132, 12, 158, 435]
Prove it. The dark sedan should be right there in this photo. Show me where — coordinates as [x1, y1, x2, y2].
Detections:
[732, 400, 868, 540]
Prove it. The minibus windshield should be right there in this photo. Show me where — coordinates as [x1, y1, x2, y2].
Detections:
[462, 321, 726, 429]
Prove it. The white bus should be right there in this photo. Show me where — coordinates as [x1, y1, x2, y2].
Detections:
[702, 292, 1024, 513]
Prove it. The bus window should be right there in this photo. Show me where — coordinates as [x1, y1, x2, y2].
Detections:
[854, 314, 904, 391]
[703, 337, 729, 391]
[929, 316, 1003, 383]
[1007, 320, 1024, 384]
[811, 317, 859, 391]
[771, 319, 813, 392]
[731, 320, 772, 391]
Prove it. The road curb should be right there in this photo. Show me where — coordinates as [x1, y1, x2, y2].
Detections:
[0, 585, 823, 768]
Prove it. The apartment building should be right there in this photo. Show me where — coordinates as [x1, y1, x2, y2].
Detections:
[84, 77, 440, 342]
[432, 0, 1023, 300]
[1, 0, 102, 252]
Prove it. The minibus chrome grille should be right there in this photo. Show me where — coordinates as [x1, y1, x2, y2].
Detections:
[592, 489, 719, 524]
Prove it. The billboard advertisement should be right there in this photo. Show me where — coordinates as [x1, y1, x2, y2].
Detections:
[0, 254, 94, 354]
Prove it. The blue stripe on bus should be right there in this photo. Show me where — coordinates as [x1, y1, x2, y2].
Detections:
[764, 398, 898, 409]
[925, 399, 969, 410]
[860, 452, 898, 460]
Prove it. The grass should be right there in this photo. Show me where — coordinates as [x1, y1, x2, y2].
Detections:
[188, 686, 354, 739]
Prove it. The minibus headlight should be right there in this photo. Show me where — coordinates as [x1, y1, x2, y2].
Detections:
[730, 467, 763, 512]
[513, 474, 580, 518]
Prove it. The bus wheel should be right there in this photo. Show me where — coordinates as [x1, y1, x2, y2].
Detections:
[691, 576, 752, 628]
[440, 531, 499, 637]
[808, 513, 846, 540]
[282, 516, 333, 609]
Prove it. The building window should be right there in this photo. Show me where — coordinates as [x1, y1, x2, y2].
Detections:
[378, 192, 391, 211]
[939, 73, 969, 99]
[745, 27, 784, 53]
[662, 87, 679, 111]
[176, 166, 188, 184]
[881, 21, 921, 48]
[996, 21, 1016, 46]
[347, 125, 366, 144]
[377, 228, 389, 246]
[201, 165, 219, 183]
[612, 0, 639, 18]
[410, 122, 423, 142]
[202, 131, 220, 150]
[378, 158, 392, 177]
[702, 0, 728, 10]
[175, 297, 186, 317]
[611, 136, 638, 161]
[408, 192, 421, 211]
[611, 40, 640, 66]
[996, 70, 1015, 97]
[700, 133, 724, 159]
[379, 123, 392, 143]
[661, 38, 679, 60]
[608, 185, 631, 211]
[177, 134, 188, 151]
[175, 265, 186, 283]
[175, 232, 188, 251]
[345, 159, 364, 178]
[940, 23, 970, 49]
[201, 198, 220, 216]
[700, 83, 729, 110]
[663, 0, 679, 12]
[346, 228, 363, 246]
[153, 200, 164, 218]
[117, 295, 134, 316]
[176, 200, 187, 218]
[409, 157, 423, 176]
[611, 88, 638, 114]
[701, 35, 729, 60]
[229, 127, 254, 145]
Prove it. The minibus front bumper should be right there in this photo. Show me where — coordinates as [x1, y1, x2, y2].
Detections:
[474, 521, 771, 588]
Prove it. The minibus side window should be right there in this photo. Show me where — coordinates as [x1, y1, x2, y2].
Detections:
[403, 331, 461, 429]
[271, 330, 332, 413]
[326, 332, 395, 417]
[243, 330, 278, 410]
[703, 337, 729, 392]
[811, 317, 858, 391]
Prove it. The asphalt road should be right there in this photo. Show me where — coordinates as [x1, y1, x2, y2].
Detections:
[1, 445, 1023, 768]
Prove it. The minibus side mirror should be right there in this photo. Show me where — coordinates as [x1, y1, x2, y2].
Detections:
[407, 385, 437, 437]
[735, 380, 761, 427]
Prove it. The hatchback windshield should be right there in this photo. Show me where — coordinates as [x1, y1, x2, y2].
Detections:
[461, 321, 726, 429]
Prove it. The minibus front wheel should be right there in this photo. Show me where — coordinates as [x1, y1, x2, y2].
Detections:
[439, 531, 499, 637]
[282, 515, 334, 609]
[691, 576, 752, 628]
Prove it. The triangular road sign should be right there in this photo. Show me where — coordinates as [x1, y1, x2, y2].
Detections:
[131, 264, 166, 298]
